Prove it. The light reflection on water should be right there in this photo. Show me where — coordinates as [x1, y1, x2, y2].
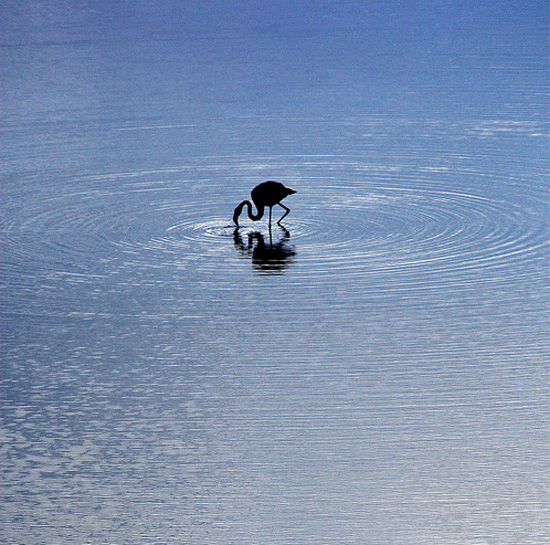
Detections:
[1, 3, 549, 544]
[2, 149, 547, 544]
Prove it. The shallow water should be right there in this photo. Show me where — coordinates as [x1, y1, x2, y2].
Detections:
[1, 2, 549, 544]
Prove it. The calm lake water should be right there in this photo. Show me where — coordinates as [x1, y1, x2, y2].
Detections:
[1, 2, 548, 544]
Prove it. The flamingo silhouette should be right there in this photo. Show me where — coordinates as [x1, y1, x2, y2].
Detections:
[233, 181, 296, 227]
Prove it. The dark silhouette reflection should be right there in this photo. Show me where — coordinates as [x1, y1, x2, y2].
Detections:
[234, 227, 296, 275]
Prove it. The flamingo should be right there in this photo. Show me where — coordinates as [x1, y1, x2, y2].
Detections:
[233, 181, 296, 227]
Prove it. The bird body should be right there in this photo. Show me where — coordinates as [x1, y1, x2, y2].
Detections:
[233, 181, 296, 227]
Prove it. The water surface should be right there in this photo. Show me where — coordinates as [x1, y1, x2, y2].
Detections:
[1, 2, 548, 544]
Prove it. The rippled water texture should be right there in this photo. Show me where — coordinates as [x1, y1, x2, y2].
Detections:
[1, 2, 549, 544]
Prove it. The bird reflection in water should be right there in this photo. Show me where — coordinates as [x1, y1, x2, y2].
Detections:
[233, 227, 296, 275]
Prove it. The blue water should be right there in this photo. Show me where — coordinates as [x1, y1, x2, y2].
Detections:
[1, 2, 548, 544]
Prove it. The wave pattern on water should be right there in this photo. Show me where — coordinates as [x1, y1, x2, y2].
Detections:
[1, 159, 547, 312]
[292, 186, 546, 281]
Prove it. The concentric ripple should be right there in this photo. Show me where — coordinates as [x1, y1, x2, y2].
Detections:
[2, 167, 547, 303]
[289, 187, 547, 283]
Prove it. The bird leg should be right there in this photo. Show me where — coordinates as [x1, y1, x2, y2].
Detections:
[277, 203, 290, 226]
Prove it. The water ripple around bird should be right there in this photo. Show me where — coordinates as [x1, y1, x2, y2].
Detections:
[2, 166, 546, 310]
